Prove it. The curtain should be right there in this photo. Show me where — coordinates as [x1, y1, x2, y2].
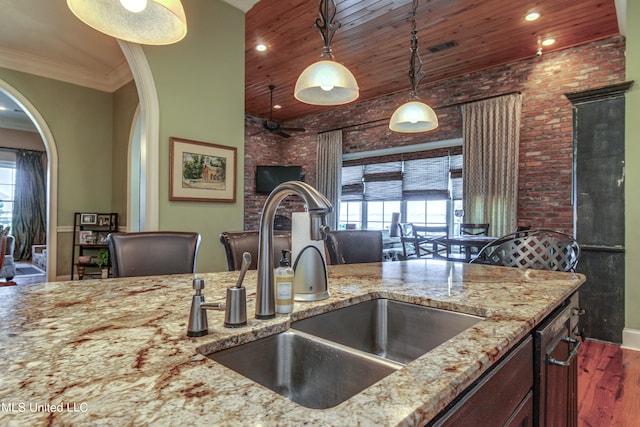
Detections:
[462, 93, 522, 237]
[316, 130, 342, 230]
[12, 150, 47, 261]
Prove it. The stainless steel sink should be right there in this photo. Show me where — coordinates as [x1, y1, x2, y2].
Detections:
[292, 299, 482, 364]
[208, 330, 401, 409]
[205, 298, 483, 408]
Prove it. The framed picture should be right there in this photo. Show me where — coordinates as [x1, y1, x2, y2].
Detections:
[97, 215, 111, 227]
[79, 230, 95, 244]
[97, 232, 109, 244]
[80, 213, 97, 224]
[169, 137, 237, 203]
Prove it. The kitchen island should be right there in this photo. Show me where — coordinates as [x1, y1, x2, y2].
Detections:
[0, 259, 584, 426]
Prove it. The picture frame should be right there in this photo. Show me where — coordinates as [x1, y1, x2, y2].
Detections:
[97, 215, 111, 227]
[169, 137, 237, 203]
[97, 232, 109, 244]
[80, 213, 97, 225]
[79, 231, 95, 244]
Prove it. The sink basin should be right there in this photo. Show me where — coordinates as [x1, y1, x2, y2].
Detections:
[208, 330, 401, 409]
[205, 298, 482, 408]
[292, 299, 482, 364]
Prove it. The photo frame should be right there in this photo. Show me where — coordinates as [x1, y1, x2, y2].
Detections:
[79, 231, 95, 244]
[80, 213, 97, 224]
[169, 137, 237, 203]
[97, 215, 111, 227]
[97, 232, 109, 244]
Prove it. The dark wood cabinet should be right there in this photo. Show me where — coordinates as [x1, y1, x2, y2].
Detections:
[431, 292, 581, 427]
[431, 336, 533, 427]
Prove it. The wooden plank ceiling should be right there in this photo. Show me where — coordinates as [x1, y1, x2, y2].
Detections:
[245, 0, 620, 122]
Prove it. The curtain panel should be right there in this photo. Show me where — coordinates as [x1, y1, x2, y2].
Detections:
[12, 150, 47, 261]
[462, 93, 522, 237]
[316, 130, 343, 230]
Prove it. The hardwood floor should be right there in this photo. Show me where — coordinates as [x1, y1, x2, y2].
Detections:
[578, 339, 640, 426]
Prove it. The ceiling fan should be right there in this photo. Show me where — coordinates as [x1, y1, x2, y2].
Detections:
[262, 85, 305, 138]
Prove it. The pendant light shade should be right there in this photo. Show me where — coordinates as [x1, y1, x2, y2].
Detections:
[67, 0, 187, 45]
[294, 0, 359, 106]
[294, 60, 359, 106]
[389, 100, 438, 132]
[389, 0, 438, 133]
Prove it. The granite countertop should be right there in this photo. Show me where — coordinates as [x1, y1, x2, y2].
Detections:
[0, 260, 584, 426]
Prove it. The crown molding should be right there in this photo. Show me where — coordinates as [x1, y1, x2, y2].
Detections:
[0, 47, 133, 93]
[222, 0, 260, 12]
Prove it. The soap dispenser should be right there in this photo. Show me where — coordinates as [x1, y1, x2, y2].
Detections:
[274, 250, 294, 314]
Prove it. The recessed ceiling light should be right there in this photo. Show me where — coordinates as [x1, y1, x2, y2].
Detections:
[273, 104, 282, 109]
[0, 106, 8, 111]
[256, 44, 267, 52]
[541, 38, 555, 46]
[525, 12, 540, 22]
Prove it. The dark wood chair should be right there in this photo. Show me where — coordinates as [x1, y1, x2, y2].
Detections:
[460, 223, 489, 236]
[219, 230, 291, 271]
[472, 229, 580, 272]
[325, 230, 383, 264]
[107, 231, 201, 278]
[401, 225, 448, 259]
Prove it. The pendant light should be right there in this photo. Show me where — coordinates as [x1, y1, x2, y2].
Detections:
[389, 0, 438, 133]
[67, 0, 187, 45]
[294, 0, 359, 106]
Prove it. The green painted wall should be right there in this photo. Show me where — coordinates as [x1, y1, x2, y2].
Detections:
[0, 68, 113, 276]
[143, 0, 245, 272]
[626, 4, 640, 334]
[112, 80, 139, 227]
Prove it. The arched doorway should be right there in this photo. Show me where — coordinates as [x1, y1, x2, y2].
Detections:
[0, 79, 58, 282]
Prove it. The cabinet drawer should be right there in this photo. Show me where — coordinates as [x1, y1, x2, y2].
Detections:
[432, 335, 533, 427]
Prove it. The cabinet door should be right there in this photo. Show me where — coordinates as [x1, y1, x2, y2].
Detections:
[432, 336, 533, 427]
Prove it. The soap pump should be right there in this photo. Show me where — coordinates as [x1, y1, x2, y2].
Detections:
[274, 250, 294, 314]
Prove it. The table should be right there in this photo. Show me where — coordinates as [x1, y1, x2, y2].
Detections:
[434, 235, 498, 262]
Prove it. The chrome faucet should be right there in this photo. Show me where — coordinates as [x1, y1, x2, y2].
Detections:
[255, 181, 332, 319]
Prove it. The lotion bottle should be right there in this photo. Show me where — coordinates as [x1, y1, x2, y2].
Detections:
[274, 250, 294, 314]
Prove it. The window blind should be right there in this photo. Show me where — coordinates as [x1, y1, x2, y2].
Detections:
[402, 156, 450, 200]
[341, 165, 364, 201]
[363, 161, 402, 201]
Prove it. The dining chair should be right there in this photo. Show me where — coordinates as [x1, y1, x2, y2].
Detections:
[460, 223, 489, 236]
[107, 231, 201, 278]
[472, 229, 580, 272]
[401, 225, 448, 259]
[219, 230, 291, 271]
[325, 230, 383, 264]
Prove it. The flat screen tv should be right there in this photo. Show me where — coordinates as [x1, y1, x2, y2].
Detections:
[255, 165, 303, 194]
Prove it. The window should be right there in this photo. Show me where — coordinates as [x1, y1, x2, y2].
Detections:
[339, 152, 462, 233]
[0, 161, 16, 229]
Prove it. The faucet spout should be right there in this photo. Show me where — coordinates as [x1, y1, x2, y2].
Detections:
[255, 181, 332, 319]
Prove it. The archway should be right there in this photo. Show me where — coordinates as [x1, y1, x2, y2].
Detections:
[0, 79, 58, 282]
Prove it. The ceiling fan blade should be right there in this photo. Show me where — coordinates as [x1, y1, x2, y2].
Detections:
[275, 131, 291, 138]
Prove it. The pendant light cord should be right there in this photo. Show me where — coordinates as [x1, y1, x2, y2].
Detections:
[408, 0, 424, 97]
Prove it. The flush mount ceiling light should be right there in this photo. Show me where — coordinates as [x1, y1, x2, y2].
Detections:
[525, 12, 540, 21]
[541, 37, 556, 46]
[294, 0, 359, 106]
[67, 0, 187, 45]
[389, 0, 438, 133]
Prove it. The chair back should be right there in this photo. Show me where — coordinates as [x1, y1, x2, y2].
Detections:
[108, 231, 201, 278]
[219, 231, 291, 271]
[473, 229, 580, 272]
[460, 223, 489, 236]
[325, 230, 383, 264]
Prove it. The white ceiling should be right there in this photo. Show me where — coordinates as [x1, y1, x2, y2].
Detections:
[0, 0, 258, 133]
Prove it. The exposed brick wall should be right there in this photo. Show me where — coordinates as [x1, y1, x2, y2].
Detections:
[244, 36, 626, 234]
